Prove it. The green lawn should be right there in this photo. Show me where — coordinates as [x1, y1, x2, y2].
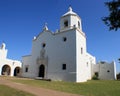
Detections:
[11, 78, 120, 96]
[0, 84, 35, 96]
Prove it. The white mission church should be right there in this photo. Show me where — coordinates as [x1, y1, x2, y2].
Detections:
[0, 7, 116, 82]
[22, 7, 116, 82]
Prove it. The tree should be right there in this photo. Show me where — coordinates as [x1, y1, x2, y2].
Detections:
[102, 0, 120, 31]
[118, 58, 120, 63]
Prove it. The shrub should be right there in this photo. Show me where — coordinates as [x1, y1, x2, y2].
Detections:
[92, 75, 99, 80]
[117, 73, 120, 80]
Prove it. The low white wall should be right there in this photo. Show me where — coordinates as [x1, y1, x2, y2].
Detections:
[92, 61, 116, 80]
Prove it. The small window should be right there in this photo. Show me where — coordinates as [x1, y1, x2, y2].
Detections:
[78, 21, 80, 28]
[62, 64, 66, 70]
[25, 67, 28, 72]
[63, 37, 67, 42]
[107, 70, 110, 73]
[42, 43, 46, 48]
[81, 48, 83, 54]
[86, 62, 89, 67]
[64, 20, 68, 27]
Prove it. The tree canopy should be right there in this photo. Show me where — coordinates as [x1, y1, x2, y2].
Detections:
[102, 0, 120, 31]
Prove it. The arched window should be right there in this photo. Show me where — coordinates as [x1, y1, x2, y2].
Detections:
[64, 20, 68, 27]
[63, 37, 67, 42]
[42, 43, 46, 48]
[81, 47, 83, 54]
[14, 67, 21, 76]
[78, 21, 80, 28]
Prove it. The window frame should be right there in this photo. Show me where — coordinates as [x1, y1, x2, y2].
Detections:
[78, 21, 80, 28]
[81, 47, 83, 54]
[63, 37, 67, 42]
[62, 64, 66, 70]
[64, 20, 68, 27]
[42, 43, 46, 48]
[25, 67, 28, 72]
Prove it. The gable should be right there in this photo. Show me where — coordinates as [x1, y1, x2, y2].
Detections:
[34, 31, 53, 41]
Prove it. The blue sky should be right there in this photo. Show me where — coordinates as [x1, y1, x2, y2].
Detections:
[0, 0, 120, 73]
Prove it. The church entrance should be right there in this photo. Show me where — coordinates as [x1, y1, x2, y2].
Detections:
[1, 65, 11, 76]
[14, 67, 20, 76]
[38, 64, 45, 78]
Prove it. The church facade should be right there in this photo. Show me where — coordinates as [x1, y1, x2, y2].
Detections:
[0, 43, 22, 76]
[22, 7, 116, 82]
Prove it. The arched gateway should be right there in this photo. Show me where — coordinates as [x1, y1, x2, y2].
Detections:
[14, 67, 21, 76]
[1, 65, 11, 76]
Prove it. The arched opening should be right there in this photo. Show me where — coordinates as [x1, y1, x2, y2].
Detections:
[42, 43, 46, 48]
[78, 21, 80, 28]
[38, 64, 45, 78]
[81, 47, 83, 54]
[1, 65, 11, 76]
[14, 67, 21, 76]
[64, 20, 68, 27]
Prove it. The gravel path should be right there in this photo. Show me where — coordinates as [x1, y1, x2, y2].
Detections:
[0, 77, 81, 96]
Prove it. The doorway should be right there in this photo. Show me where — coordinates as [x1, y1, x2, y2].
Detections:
[14, 67, 20, 76]
[38, 64, 45, 78]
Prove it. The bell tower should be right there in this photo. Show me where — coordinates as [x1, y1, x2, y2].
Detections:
[60, 7, 82, 31]
[0, 43, 7, 59]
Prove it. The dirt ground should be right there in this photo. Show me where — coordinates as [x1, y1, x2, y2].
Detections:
[0, 77, 81, 96]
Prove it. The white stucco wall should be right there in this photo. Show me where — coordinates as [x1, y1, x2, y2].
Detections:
[76, 29, 87, 82]
[76, 28, 96, 82]
[86, 53, 96, 80]
[46, 30, 76, 82]
[22, 29, 77, 82]
[92, 61, 116, 80]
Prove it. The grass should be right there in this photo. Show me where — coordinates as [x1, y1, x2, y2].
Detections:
[0, 84, 35, 96]
[10, 78, 120, 96]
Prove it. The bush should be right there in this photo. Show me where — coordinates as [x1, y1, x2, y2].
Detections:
[117, 73, 120, 80]
[92, 75, 99, 80]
